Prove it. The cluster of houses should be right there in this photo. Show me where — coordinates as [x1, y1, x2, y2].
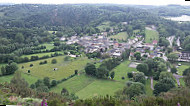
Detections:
[178, 52, 190, 62]
[66, 33, 132, 57]
[129, 39, 167, 60]
[64, 24, 189, 62]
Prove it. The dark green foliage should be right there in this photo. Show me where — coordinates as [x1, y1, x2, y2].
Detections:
[134, 52, 141, 60]
[167, 53, 178, 63]
[123, 81, 145, 99]
[30, 84, 36, 89]
[2, 62, 18, 75]
[127, 72, 133, 78]
[99, 58, 121, 71]
[61, 88, 69, 96]
[96, 66, 109, 78]
[54, 41, 61, 46]
[30, 64, 33, 67]
[47, 98, 63, 106]
[136, 63, 149, 76]
[15, 33, 24, 43]
[51, 59, 57, 64]
[85, 63, 96, 76]
[39, 60, 47, 65]
[171, 67, 177, 73]
[121, 49, 131, 60]
[110, 72, 115, 79]
[183, 67, 190, 76]
[1, 66, 6, 75]
[74, 96, 124, 106]
[75, 70, 78, 75]
[28, 70, 30, 73]
[36, 84, 49, 92]
[159, 37, 170, 47]
[43, 77, 51, 88]
[154, 77, 176, 96]
[86, 52, 101, 59]
[51, 80, 57, 87]
[132, 72, 146, 84]
[122, 77, 125, 80]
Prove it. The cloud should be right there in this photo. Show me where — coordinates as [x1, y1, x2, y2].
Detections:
[0, 0, 190, 5]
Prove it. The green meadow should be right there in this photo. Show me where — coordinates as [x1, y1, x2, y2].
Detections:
[40, 43, 55, 50]
[0, 71, 38, 85]
[19, 56, 91, 80]
[96, 21, 111, 31]
[21, 52, 62, 58]
[145, 29, 159, 43]
[109, 32, 128, 41]
[50, 74, 125, 99]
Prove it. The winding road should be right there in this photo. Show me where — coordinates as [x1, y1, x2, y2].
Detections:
[173, 74, 183, 86]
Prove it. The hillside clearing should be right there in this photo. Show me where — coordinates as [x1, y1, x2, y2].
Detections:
[109, 32, 128, 41]
[50, 74, 125, 99]
[145, 29, 159, 43]
[19, 56, 91, 80]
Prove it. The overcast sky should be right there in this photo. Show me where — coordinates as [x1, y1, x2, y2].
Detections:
[0, 0, 190, 6]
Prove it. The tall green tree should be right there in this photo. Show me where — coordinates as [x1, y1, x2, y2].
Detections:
[110, 72, 115, 79]
[133, 72, 146, 84]
[43, 77, 51, 88]
[123, 82, 145, 99]
[136, 64, 149, 76]
[96, 66, 109, 78]
[85, 63, 96, 76]
[15, 33, 24, 43]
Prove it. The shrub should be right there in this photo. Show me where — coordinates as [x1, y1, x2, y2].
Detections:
[51, 80, 57, 87]
[51, 59, 57, 64]
[75, 70, 78, 75]
[127, 72, 133, 78]
[122, 77, 125, 80]
[30, 64, 33, 67]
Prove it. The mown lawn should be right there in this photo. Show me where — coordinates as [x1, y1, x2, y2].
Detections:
[145, 29, 159, 43]
[19, 56, 91, 80]
[109, 32, 128, 41]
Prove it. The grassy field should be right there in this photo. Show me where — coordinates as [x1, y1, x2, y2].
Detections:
[40, 43, 55, 50]
[111, 61, 137, 82]
[96, 21, 111, 31]
[19, 56, 91, 80]
[177, 62, 189, 76]
[51, 60, 156, 99]
[0, 71, 39, 85]
[109, 32, 128, 41]
[145, 29, 159, 43]
[50, 74, 125, 99]
[21, 52, 61, 58]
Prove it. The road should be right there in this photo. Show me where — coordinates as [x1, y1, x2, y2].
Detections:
[177, 37, 180, 47]
[167, 36, 175, 47]
[150, 76, 154, 90]
[173, 74, 183, 86]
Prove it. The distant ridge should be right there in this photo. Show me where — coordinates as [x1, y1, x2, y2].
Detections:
[0, 3, 14, 5]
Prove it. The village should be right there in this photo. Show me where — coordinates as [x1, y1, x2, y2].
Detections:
[64, 28, 190, 62]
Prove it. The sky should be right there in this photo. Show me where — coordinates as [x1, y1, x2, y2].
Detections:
[0, 0, 190, 6]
